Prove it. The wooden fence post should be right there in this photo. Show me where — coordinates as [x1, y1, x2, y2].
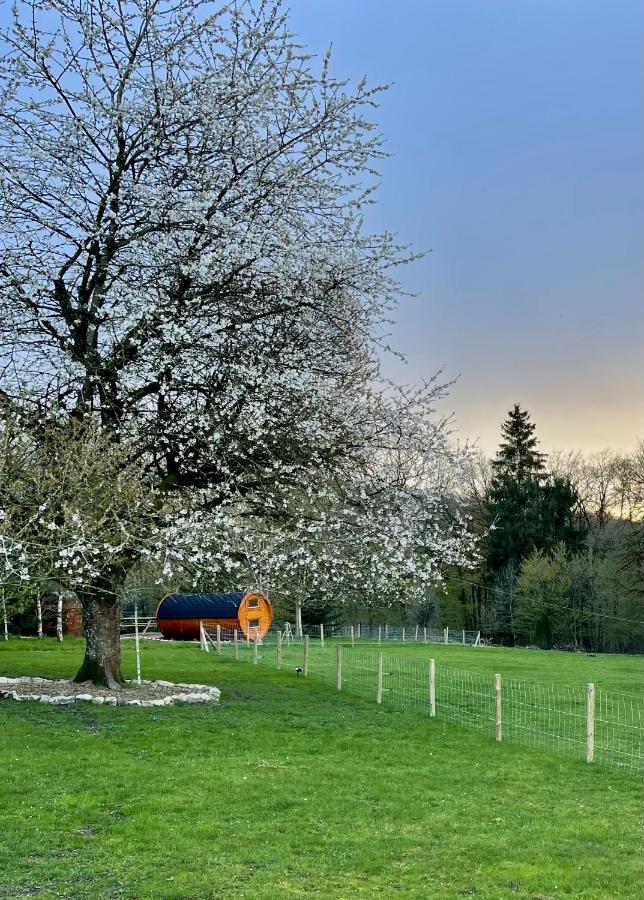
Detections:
[253, 633, 258, 664]
[443, 626, 448, 645]
[429, 658, 436, 717]
[199, 621, 209, 652]
[475, 631, 481, 647]
[586, 682, 595, 764]
[377, 653, 383, 704]
[276, 631, 282, 669]
[402, 626, 405, 643]
[357, 623, 361, 639]
[385, 624, 389, 641]
[415, 625, 419, 642]
[423, 626, 427, 644]
[336, 645, 342, 691]
[495, 674, 502, 742]
[134, 602, 142, 685]
[378, 626, 382, 644]
[303, 636, 309, 677]
[350, 624, 355, 648]
[216, 623, 221, 655]
[462, 629, 465, 645]
[320, 623, 325, 647]
[233, 628, 239, 660]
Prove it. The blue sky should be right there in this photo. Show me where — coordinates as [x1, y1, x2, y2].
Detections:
[2, 1, 641, 454]
[289, 0, 643, 454]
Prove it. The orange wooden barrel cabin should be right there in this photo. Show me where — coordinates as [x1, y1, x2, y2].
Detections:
[155, 591, 272, 641]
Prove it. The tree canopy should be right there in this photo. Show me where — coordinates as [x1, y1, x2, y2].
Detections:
[0, 1, 476, 681]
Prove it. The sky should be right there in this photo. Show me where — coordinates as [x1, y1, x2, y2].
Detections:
[1, 1, 641, 456]
[288, 0, 643, 456]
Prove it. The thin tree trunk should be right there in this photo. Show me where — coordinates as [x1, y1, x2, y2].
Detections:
[36, 597, 43, 639]
[56, 594, 64, 642]
[295, 597, 303, 639]
[74, 593, 124, 687]
[1, 590, 7, 641]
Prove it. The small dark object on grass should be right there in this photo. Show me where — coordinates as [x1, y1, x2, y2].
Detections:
[295, 667, 303, 676]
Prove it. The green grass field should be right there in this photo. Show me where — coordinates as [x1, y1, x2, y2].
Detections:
[233, 635, 644, 771]
[313, 638, 644, 692]
[1, 638, 643, 899]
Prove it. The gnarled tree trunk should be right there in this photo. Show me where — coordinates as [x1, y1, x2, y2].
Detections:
[74, 592, 124, 687]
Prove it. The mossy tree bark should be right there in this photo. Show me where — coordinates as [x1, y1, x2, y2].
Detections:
[74, 591, 124, 687]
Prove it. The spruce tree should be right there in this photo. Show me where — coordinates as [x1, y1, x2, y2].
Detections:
[484, 407, 584, 644]
[490, 404, 547, 483]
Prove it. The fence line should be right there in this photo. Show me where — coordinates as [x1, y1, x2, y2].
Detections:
[120, 616, 157, 636]
[239, 622, 481, 646]
[290, 623, 481, 646]
[203, 624, 643, 776]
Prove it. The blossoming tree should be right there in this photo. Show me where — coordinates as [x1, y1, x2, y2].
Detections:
[0, 1, 475, 684]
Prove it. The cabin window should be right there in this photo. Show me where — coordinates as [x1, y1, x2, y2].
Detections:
[248, 618, 260, 629]
[247, 598, 259, 609]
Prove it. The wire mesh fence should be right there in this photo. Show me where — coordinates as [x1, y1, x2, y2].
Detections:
[202, 623, 643, 776]
[295, 623, 481, 646]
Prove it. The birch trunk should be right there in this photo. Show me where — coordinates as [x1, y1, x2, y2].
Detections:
[56, 594, 64, 642]
[36, 597, 43, 639]
[295, 598, 303, 639]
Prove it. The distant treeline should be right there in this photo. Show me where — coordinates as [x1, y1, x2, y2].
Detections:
[436, 406, 644, 653]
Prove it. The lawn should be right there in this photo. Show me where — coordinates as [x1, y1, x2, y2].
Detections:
[239, 635, 644, 771]
[256, 635, 644, 692]
[1, 638, 643, 899]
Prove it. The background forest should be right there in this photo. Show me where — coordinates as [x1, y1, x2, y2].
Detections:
[440, 405, 644, 652]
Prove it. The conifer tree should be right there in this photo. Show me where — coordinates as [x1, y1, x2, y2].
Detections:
[490, 404, 546, 483]
[485, 406, 583, 637]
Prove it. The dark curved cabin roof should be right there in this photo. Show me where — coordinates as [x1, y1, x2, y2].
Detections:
[157, 592, 246, 620]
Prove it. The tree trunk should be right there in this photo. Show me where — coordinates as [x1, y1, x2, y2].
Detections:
[74, 593, 124, 687]
[36, 597, 43, 639]
[295, 597, 303, 639]
[1, 590, 7, 641]
[56, 594, 64, 642]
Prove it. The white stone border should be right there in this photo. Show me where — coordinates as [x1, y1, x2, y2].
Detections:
[0, 675, 220, 707]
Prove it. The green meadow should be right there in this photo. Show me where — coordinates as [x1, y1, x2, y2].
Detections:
[1, 638, 642, 899]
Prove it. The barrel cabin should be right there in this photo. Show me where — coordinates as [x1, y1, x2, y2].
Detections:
[156, 591, 272, 641]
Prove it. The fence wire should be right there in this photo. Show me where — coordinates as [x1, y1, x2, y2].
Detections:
[202, 625, 643, 775]
[298, 623, 481, 646]
[595, 688, 643, 771]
